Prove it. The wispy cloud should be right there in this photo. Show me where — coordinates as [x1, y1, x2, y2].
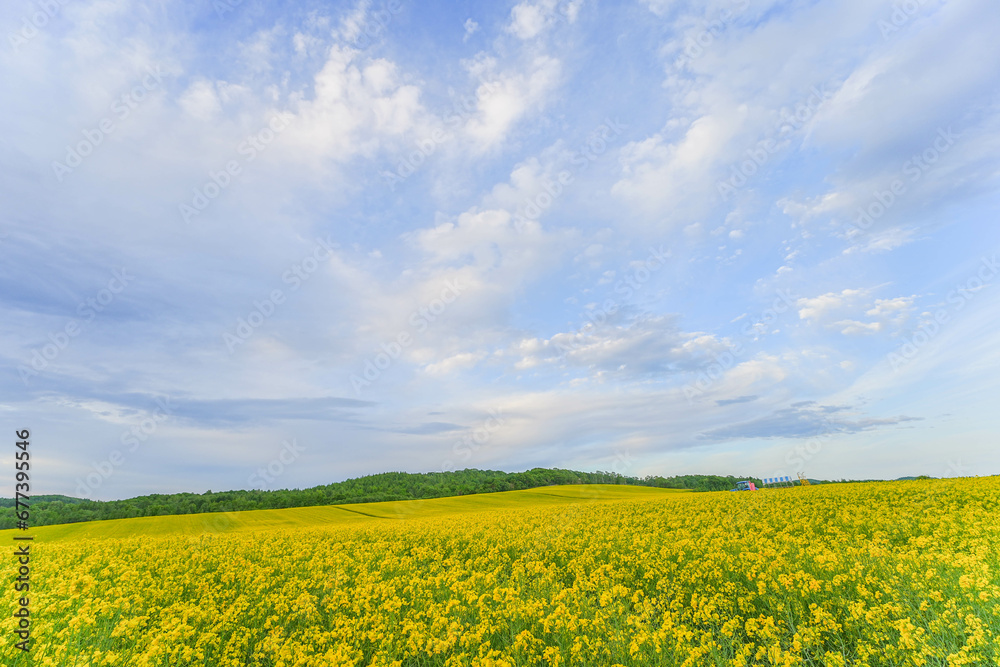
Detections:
[698, 403, 921, 441]
[2, 0, 998, 495]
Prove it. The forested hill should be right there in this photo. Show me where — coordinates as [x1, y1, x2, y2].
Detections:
[0, 468, 769, 529]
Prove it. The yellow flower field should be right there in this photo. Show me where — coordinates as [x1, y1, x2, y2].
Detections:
[1, 479, 997, 666]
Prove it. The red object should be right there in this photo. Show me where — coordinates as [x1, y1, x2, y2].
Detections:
[749, 482, 757, 491]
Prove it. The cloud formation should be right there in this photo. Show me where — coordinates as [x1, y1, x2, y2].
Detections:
[1, 0, 998, 497]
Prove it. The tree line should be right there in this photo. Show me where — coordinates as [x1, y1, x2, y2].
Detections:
[0, 468, 776, 529]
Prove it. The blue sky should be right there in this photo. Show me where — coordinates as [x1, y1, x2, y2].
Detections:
[2, 0, 998, 500]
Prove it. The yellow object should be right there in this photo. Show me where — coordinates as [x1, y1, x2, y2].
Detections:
[1, 479, 996, 666]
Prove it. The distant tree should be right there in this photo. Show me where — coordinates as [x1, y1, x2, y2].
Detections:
[0, 468, 784, 529]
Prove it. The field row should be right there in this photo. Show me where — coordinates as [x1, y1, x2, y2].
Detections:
[1, 480, 997, 666]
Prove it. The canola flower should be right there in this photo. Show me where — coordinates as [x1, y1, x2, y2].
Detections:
[0, 478, 997, 666]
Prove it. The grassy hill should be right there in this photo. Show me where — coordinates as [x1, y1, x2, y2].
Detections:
[0, 467, 759, 529]
[0, 484, 689, 543]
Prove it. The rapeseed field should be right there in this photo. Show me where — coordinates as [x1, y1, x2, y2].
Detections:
[1, 480, 996, 666]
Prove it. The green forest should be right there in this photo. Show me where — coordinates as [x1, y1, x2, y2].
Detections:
[0, 468, 783, 529]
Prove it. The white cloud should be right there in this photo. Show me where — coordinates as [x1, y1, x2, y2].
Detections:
[845, 226, 919, 254]
[179, 79, 223, 121]
[866, 296, 914, 320]
[424, 351, 488, 376]
[611, 111, 744, 226]
[505, 315, 731, 379]
[797, 288, 871, 322]
[779, 0, 1000, 239]
[505, 0, 581, 40]
[460, 55, 562, 153]
[3, 0, 999, 494]
[797, 290, 914, 336]
[834, 319, 883, 336]
[338, 0, 372, 44]
[279, 48, 425, 169]
[463, 18, 480, 41]
[508, 2, 548, 40]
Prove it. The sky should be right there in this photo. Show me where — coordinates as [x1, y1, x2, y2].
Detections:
[2, 0, 998, 501]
